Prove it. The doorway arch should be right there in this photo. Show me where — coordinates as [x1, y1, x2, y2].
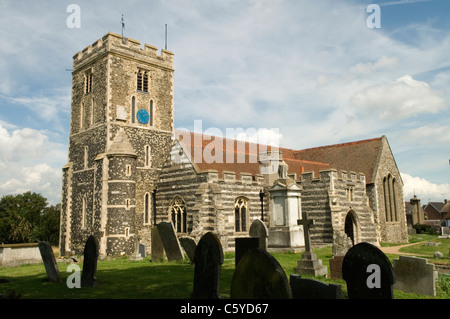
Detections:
[344, 210, 359, 245]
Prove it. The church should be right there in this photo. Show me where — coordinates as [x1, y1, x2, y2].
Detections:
[59, 33, 408, 257]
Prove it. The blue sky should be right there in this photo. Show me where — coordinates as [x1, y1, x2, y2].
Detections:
[0, 0, 449, 205]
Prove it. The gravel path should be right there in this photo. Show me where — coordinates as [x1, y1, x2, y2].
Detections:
[379, 241, 426, 256]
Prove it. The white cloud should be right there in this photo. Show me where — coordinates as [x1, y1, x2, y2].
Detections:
[405, 124, 450, 144]
[401, 172, 450, 202]
[0, 122, 66, 204]
[351, 75, 447, 121]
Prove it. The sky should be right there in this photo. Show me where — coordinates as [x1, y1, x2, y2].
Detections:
[0, 0, 449, 205]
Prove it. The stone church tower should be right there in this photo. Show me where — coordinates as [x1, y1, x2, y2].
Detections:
[60, 33, 175, 256]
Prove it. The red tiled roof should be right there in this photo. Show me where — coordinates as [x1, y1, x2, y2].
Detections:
[176, 131, 329, 178]
[293, 137, 383, 184]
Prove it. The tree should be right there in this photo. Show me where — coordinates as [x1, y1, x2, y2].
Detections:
[0, 192, 60, 245]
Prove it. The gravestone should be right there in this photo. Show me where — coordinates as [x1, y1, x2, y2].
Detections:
[342, 242, 395, 299]
[129, 235, 143, 261]
[235, 237, 259, 267]
[329, 230, 353, 279]
[179, 237, 196, 263]
[231, 248, 292, 299]
[38, 241, 61, 283]
[393, 256, 438, 297]
[294, 211, 327, 277]
[139, 244, 146, 258]
[290, 274, 341, 299]
[191, 232, 224, 299]
[249, 219, 269, 250]
[156, 222, 183, 261]
[81, 235, 99, 287]
[151, 226, 164, 261]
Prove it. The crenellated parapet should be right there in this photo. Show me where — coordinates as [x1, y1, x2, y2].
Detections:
[72, 32, 174, 72]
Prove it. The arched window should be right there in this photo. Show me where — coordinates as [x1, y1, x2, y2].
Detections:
[137, 70, 142, 91]
[84, 146, 88, 169]
[80, 102, 84, 130]
[170, 196, 187, 233]
[81, 195, 87, 230]
[131, 97, 136, 124]
[235, 197, 248, 232]
[143, 71, 148, 92]
[383, 174, 399, 222]
[90, 97, 95, 126]
[144, 193, 150, 225]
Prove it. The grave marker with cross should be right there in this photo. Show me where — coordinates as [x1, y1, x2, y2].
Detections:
[294, 211, 328, 277]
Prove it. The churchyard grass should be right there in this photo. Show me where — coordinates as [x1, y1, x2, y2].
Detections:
[0, 240, 449, 299]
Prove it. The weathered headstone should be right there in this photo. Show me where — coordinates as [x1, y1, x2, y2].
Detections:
[342, 242, 395, 299]
[235, 237, 259, 267]
[294, 211, 327, 277]
[290, 274, 341, 299]
[81, 235, 99, 287]
[129, 235, 143, 261]
[156, 222, 183, 261]
[139, 244, 146, 258]
[179, 237, 196, 263]
[231, 248, 292, 299]
[38, 241, 61, 283]
[329, 230, 353, 280]
[249, 219, 269, 250]
[151, 226, 164, 261]
[393, 256, 438, 297]
[192, 232, 224, 299]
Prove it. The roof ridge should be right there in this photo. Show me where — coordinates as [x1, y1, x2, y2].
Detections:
[294, 136, 383, 153]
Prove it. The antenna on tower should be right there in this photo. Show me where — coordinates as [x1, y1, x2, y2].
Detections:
[121, 14, 125, 38]
[165, 24, 168, 50]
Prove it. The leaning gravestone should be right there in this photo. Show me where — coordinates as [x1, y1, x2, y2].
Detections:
[156, 222, 183, 262]
[235, 237, 259, 267]
[249, 219, 269, 250]
[81, 235, 99, 287]
[231, 248, 292, 299]
[342, 242, 395, 299]
[393, 256, 438, 297]
[179, 237, 197, 263]
[151, 226, 164, 261]
[290, 274, 341, 299]
[38, 241, 61, 283]
[191, 232, 224, 299]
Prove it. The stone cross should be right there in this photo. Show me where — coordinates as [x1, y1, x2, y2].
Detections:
[294, 211, 328, 277]
[297, 211, 314, 253]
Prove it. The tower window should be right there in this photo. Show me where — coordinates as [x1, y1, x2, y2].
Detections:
[84, 70, 93, 94]
[144, 193, 150, 225]
[84, 146, 88, 169]
[137, 69, 149, 92]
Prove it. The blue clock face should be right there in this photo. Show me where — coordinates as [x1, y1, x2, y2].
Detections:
[136, 109, 149, 124]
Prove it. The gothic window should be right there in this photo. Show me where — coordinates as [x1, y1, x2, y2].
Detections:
[137, 69, 149, 92]
[144, 193, 150, 225]
[170, 196, 187, 233]
[149, 100, 153, 126]
[235, 197, 248, 232]
[383, 174, 398, 222]
[131, 97, 136, 124]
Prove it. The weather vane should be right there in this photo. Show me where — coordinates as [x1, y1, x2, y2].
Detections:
[121, 14, 125, 38]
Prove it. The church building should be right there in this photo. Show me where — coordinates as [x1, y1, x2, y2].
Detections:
[59, 33, 408, 257]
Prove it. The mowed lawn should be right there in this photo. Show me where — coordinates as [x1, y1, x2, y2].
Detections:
[0, 236, 449, 299]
